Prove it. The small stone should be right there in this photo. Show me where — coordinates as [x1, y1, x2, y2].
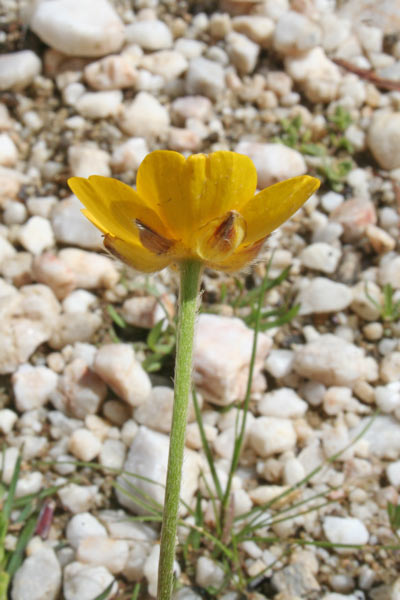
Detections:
[75, 90, 123, 120]
[296, 277, 353, 315]
[58, 483, 98, 513]
[68, 144, 110, 178]
[271, 563, 320, 597]
[63, 562, 116, 600]
[125, 20, 173, 50]
[94, 344, 151, 407]
[375, 382, 400, 413]
[293, 334, 374, 387]
[32, 253, 76, 300]
[386, 460, 400, 487]
[102, 400, 132, 426]
[193, 314, 271, 405]
[285, 47, 341, 103]
[68, 428, 102, 461]
[0, 447, 19, 484]
[232, 16, 274, 48]
[30, 0, 125, 57]
[0, 51, 41, 91]
[196, 557, 225, 589]
[18, 216, 55, 255]
[168, 127, 201, 152]
[110, 138, 148, 173]
[323, 516, 369, 553]
[116, 426, 200, 515]
[0, 133, 18, 167]
[264, 349, 294, 379]
[274, 11, 321, 55]
[49, 312, 102, 350]
[54, 358, 107, 418]
[258, 388, 307, 418]
[11, 546, 61, 600]
[121, 294, 173, 329]
[51, 196, 103, 250]
[99, 439, 126, 471]
[0, 235, 17, 265]
[119, 92, 170, 138]
[63, 290, 97, 314]
[84, 55, 139, 90]
[140, 50, 188, 80]
[226, 32, 260, 74]
[366, 224, 396, 254]
[250, 417, 296, 457]
[12, 364, 58, 412]
[353, 415, 400, 459]
[368, 111, 400, 170]
[186, 57, 225, 100]
[381, 352, 400, 383]
[3, 201, 27, 225]
[77, 537, 129, 573]
[235, 141, 306, 187]
[170, 96, 212, 126]
[58, 248, 119, 290]
[351, 281, 382, 321]
[0, 408, 18, 434]
[300, 243, 341, 274]
[332, 198, 377, 242]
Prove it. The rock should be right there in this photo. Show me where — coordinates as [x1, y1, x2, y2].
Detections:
[122, 294, 173, 329]
[32, 253, 76, 300]
[226, 32, 260, 74]
[235, 141, 306, 187]
[285, 47, 341, 103]
[140, 50, 188, 80]
[66, 512, 107, 549]
[196, 557, 225, 588]
[0, 51, 41, 91]
[258, 388, 307, 418]
[18, 216, 55, 255]
[2, 252, 32, 287]
[30, 0, 124, 57]
[12, 364, 58, 412]
[375, 382, 400, 413]
[0, 133, 18, 167]
[58, 249, 119, 290]
[387, 460, 400, 487]
[368, 111, 400, 170]
[186, 57, 225, 100]
[63, 562, 116, 600]
[62, 290, 97, 314]
[116, 426, 200, 515]
[271, 563, 320, 597]
[76, 537, 129, 573]
[49, 312, 102, 350]
[300, 243, 341, 274]
[0, 408, 18, 434]
[379, 254, 400, 289]
[249, 417, 296, 457]
[273, 11, 321, 55]
[353, 416, 400, 459]
[11, 546, 61, 600]
[58, 483, 98, 513]
[351, 281, 382, 321]
[84, 55, 139, 90]
[51, 196, 103, 250]
[54, 358, 107, 418]
[15, 472, 43, 497]
[293, 334, 375, 387]
[68, 144, 110, 178]
[125, 20, 173, 50]
[134, 386, 198, 433]
[0, 236, 17, 266]
[296, 277, 353, 315]
[232, 16, 274, 48]
[366, 224, 396, 254]
[381, 352, 400, 383]
[0, 446, 19, 484]
[170, 96, 212, 126]
[75, 90, 123, 119]
[168, 127, 201, 152]
[119, 92, 170, 138]
[94, 344, 151, 407]
[331, 198, 377, 242]
[68, 428, 102, 461]
[193, 314, 271, 405]
[323, 516, 369, 553]
[264, 349, 294, 379]
[3, 201, 27, 225]
[111, 138, 148, 173]
[99, 439, 126, 471]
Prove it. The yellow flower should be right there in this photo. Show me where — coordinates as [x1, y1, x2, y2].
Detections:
[68, 150, 320, 273]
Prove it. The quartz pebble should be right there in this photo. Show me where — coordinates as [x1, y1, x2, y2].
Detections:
[235, 141, 306, 187]
[58, 483, 98, 513]
[119, 92, 170, 138]
[186, 57, 225, 100]
[232, 16, 274, 47]
[94, 344, 151, 407]
[66, 512, 107, 549]
[11, 546, 61, 600]
[51, 196, 103, 250]
[63, 562, 116, 600]
[368, 111, 400, 170]
[30, 0, 125, 57]
[76, 537, 129, 574]
[0, 51, 41, 91]
[68, 428, 102, 461]
[68, 144, 110, 178]
[274, 11, 321, 55]
[58, 249, 119, 290]
[125, 20, 173, 50]
[258, 388, 307, 418]
[196, 557, 225, 588]
[285, 47, 341, 102]
[296, 277, 353, 315]
[0, 133, 18, 167]
[18, 216, 55, 255]
[323, 516, 369, 552]
[299, 243, 341, 274]
[84, 55, 139, 90]
[111, 138, 148, 173]
[226, 32, 260, 74]
[250, 417, 296, 457]
[49, 312, 102, 350]
[75, 90, 123, 120]
[12, 364, 58, 412]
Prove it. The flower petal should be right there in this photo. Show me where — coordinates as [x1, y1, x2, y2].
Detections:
[68, 175, 170, 242]
[241, 175, 320, 244]
[208, 238, 267, 272]
[136, 150, 257, 242]
[104, 234, 173, 272]
[196, 210, 246, 262]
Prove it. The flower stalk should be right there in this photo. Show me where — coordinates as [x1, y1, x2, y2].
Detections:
[157, 259, 203, 600]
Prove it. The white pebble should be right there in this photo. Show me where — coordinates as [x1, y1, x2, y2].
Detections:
[66, 512, 107, 549]
[300, 243, 341, 274]
[0, 408, 18, 434]
[68, 428, 102, 461]
[258, 388, 307, 418]
[125, 20, 172, 50]
[12, 364, 58, 412]
[250, 417, 296, 457]
[99, 439, 126, 471]
[63, 562, 116, 600]
[0, 51, 41, 91]
[18, 216, 55, 255]
[119, 92, 170, 138]
[77, 537, 129, 574]
[323, 516, 369, 552]
[0, 133, 18, 167]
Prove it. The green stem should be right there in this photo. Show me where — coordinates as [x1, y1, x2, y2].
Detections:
[157, 259, 202, 600]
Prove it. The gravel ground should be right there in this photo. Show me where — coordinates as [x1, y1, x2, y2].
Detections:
[1, 0, 400, 599]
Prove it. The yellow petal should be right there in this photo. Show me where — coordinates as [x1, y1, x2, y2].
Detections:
[208, 238, 267, 272]
[68, 175, 170, 242]
[136, 150, 257, 242]
[196, 210, 246, 262]
[241, 176, 320, 244]
[104, 234, 173, 273]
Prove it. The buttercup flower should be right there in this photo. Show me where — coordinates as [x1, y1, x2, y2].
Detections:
[68, 150, 320, 273]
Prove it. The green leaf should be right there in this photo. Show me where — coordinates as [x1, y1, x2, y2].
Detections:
[106, 305, 126, 329]
[146, 319, 165, 351]
[92, 580, 115, 600]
